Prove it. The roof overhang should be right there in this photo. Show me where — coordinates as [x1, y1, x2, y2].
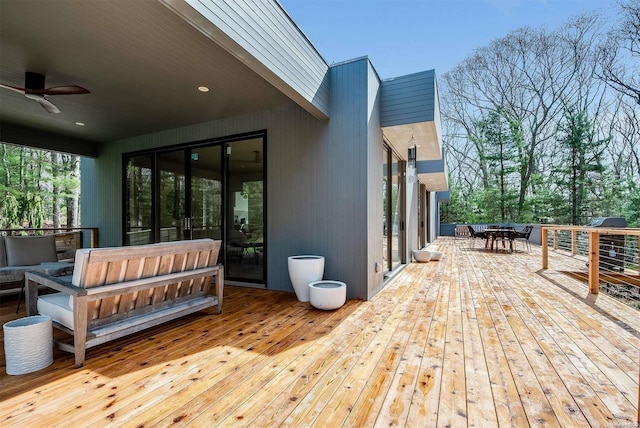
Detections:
[0, 0, 329, 155]
[380, 70, 447, 192]
[415, 158, 449, 192]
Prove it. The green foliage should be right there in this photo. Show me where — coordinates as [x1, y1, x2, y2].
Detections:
[620, 180, 640, 227]
[552, 110, 610, 224]
[0, 144, 80, 230]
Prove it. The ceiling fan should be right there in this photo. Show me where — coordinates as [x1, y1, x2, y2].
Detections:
[0, 71, 90, 114]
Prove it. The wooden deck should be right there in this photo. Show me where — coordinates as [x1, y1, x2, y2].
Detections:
[0, 237, 638, 427]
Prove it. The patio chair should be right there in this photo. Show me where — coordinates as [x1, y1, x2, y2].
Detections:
[514, 225, 533, 252]
[467, 225, 487, 248]
[455, 225, 469, 239]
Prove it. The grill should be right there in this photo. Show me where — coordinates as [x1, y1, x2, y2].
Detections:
[585, 217, 626, 271]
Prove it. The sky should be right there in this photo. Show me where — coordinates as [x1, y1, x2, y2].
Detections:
[279, 0, 621, 79]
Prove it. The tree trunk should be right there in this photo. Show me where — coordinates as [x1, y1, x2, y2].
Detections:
[67, 155, 80, 227]
[52, 152, 61, 228]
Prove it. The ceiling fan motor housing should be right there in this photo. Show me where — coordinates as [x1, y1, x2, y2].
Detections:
[25, 72, 46, 91]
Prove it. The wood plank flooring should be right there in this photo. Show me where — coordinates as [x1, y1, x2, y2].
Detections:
[0, 237, 638, 427]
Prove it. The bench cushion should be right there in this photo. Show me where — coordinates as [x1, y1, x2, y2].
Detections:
[38, 293, 74, 330]
[5, 235, 58, 266]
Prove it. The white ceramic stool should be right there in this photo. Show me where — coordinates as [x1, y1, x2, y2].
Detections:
[412, 250, 432, 262]
[308, 280, 346, 310]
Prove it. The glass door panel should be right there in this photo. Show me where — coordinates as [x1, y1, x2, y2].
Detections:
[391, 153, 402, 269]
[226, 138, 264, 282]
[124, 155, 153, 245]
[190, 146, 223, 241]
[157, 150, 186, 242]
[382, 146, 390, 274]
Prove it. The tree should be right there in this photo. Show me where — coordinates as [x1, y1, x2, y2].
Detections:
[0, 144, 81, 230]
[471, 110, 519, 222]
[553, 110, 609, 224]
[51, 152, 62, 228]
[597, 0, 640, 105]
[442, 14, 603, 218]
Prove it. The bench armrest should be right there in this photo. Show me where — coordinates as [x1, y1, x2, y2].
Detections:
[25, 271, 85, 316]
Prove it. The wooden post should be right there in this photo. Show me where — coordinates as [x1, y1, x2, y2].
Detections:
[571, 230, 577, 255]
[588, 230, 599, 294]
[90, 228, 99, 248]
[542, 227, 548, 270]
[25, 276, 38, 316]
[553, 229, 558, 250]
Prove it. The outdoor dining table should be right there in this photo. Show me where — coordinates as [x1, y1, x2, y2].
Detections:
[484, 228, 517, 252]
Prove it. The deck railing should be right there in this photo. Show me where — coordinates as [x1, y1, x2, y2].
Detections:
[541, 225, 640, 300]
[0, 227, 99, 249]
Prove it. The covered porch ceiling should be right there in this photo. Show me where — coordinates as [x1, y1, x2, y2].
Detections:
[382, 121, 448, 192]
[382, 120, 440, 161]
[0, 0, 315, 156]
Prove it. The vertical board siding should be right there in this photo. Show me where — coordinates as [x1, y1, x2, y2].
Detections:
[171, 0, 330, 117]
[366, 62, 385, 299]
[380, 70, 436, 127]
[82, 58, 375, 300]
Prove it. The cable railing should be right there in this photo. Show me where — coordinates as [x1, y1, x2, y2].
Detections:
[541, 225, 640, 310]
[0, 227, 99, 249]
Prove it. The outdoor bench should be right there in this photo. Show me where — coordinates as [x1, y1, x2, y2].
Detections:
[26, 238, 223, 367]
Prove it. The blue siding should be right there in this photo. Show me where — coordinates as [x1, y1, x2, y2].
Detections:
[436, 191, 451, 201]
[380, 70, 436, 127]
[416, 158, 445, 174]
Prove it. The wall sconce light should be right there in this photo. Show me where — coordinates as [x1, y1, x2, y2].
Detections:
[408, 145, 417, 169]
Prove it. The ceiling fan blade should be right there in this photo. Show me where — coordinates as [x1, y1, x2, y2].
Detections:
[0, 83, 26, 94]
[36, 97, 61, 114]
[42, 85, 90, 95]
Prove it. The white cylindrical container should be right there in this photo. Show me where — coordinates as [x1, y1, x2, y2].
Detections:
[4, 315, 53, 375]
[288, 255, 325, 302]
[309, 280, 347, 310]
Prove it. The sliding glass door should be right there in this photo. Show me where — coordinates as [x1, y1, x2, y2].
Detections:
[158, 150, 187, 242]
[382, 144, 405, 277]
[225, 138, 264, 281]
[123, 133, 266, 284]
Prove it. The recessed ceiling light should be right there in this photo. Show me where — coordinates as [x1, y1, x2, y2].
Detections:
[75, 122, 85, 126]
[198, 86, 209, 93]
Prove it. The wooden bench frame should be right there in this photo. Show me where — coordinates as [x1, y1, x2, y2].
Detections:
[26, 239, 223, 367]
